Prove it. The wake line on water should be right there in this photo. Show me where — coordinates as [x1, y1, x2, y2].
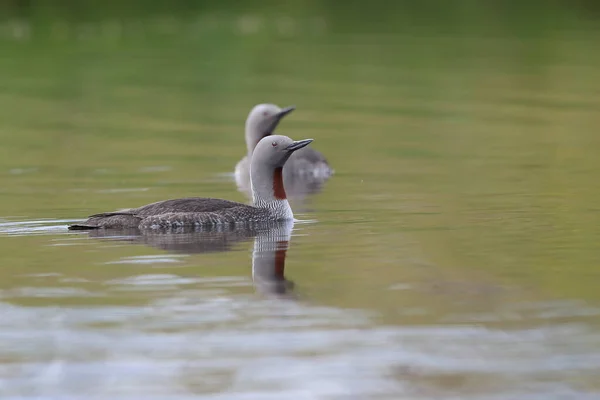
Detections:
[0, 219, 80, 236]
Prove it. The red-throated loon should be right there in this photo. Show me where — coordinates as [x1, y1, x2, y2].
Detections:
[69, 135, 314, 230]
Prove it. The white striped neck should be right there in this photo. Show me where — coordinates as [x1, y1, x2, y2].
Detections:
[250, 165, 293, 220]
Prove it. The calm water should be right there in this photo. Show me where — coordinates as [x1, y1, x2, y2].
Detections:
[1, 8, 600, 399]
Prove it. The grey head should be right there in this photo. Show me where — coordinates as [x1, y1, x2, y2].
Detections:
[250, 135, 313, 204]
[245, 104, 295, 155]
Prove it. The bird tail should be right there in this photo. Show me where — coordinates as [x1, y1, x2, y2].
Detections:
[68, 224, 100, 230]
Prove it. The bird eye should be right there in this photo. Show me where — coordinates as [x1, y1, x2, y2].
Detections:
[263, 111, 269, 116]
[272, 141, 278, 147]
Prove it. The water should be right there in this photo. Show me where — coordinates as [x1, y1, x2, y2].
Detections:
[1, 3, 600, 399]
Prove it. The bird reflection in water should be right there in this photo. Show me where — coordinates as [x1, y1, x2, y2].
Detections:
[85, 220, 296, 297]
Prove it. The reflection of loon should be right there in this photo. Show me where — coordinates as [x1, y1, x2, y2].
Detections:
[87, 220, 296, 297]
[235, 104, 333, 201]
[250, 220, 295, 296]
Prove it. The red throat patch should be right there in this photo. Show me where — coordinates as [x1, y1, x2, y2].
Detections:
[273, 167, 286, 200]
[274, 241, 288, 277]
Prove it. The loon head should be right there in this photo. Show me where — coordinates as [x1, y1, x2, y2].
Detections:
[249, 135, 313, 204]
[244, 104, 295, 155]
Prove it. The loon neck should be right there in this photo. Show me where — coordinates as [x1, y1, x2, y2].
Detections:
[272, 167, 286, 200]
[246, 143, 255, 159]
[250, 165, 293, 219]
[245, 124, 262, 156]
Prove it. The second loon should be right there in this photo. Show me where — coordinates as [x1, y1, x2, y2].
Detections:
[234, 104, 333, 198]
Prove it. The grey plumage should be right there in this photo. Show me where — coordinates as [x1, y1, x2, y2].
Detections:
[138, 207, 273, 230]
[70, 198, 248, 229]
[70, 201, 271, 230]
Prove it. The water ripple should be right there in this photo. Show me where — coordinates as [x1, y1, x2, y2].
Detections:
[105, 255, 187, 265]
[0, 219, 75, 236]
[0, 292, 597, 399]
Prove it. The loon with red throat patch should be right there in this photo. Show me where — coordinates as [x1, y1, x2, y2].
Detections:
[70, 135, 313, 230]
